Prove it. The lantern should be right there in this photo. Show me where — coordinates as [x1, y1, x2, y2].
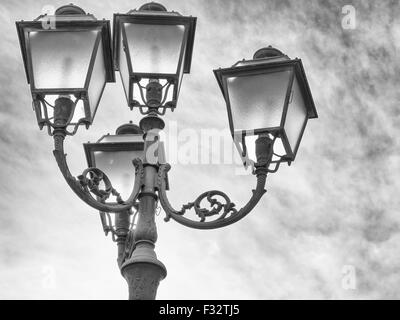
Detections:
[16, 4, 114, 132]
[214, 46, 317, 167]
[113, 2, 196, 112]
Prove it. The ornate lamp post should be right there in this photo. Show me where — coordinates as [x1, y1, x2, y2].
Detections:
[16, 3, 317, 299]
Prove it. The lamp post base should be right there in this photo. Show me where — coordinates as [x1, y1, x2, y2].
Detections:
[121, 241, 167, 300]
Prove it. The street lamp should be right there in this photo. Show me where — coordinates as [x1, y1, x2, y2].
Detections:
[113, 2, 196, 113]
[214, 46, 318, 170]
[84, 123, 145, 201]
[16, 4, 114, 134]
[16, 3, 317, 299]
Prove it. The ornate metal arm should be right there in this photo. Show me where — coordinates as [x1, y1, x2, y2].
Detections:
[156, 164, 267, 229]
[156, 136, 275, 229]
[52, 129, 144, 213]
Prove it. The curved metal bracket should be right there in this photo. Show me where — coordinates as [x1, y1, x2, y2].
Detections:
[52, 131, 144, 213]
[156, 164, 267, 229]
[155, 136, 274, 229]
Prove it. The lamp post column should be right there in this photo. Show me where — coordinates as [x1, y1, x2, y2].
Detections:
[120, 117, 167, 300]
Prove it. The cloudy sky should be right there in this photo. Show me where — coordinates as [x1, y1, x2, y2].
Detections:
[1, 0, 400, 299]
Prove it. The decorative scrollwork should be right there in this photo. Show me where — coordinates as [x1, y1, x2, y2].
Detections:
[52, 130, 144, 213]
[78, 167, 123, 203]
[174, 191, 237, 223]
[156, 164, 267, 229]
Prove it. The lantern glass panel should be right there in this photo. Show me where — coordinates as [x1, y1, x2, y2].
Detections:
[124, 23, 185, 74]
[226, 69, 291, 132]
[29, 30, 99, 89]
[94, 150, 143, 199]
[284, 76, 307, 153]
[119, 34, 130, 99]
[175, 43, 186, 98]
[92, 135, 144, 199]
[87, 38, 106, 116]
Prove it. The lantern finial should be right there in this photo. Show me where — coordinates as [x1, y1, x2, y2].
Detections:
[55, 4, 86, 15]
[253, 46, 284, 59]
[138, 2, 167, 12]
[116, 123, 143, 135]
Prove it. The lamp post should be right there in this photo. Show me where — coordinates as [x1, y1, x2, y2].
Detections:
[16, 3, 317, 299]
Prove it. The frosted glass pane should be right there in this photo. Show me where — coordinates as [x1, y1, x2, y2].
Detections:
[119, 34, 130, 101]
[284, 76, 307, 153]
[87, 38, 106, 119]
[29, 30, 98, 89]
[94, 150, 144, 199]
[175, 43, 186, 100]
[226, 70, 291, 132]
[124, 23, 185, 74]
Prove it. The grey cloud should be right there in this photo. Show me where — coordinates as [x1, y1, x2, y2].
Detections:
[1, 0, 400, 299]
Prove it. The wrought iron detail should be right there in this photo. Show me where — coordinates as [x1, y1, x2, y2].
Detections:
[173, 191, 238, 223]
[155, 136, 275, 229]
[78, 167, 124, 203]
[130, 79, 175, 115]
[34, 96, 89, 137]
[156, 164, 267, 229]
[52, 130, 144, 213]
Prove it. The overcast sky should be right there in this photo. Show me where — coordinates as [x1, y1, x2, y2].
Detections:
[1, 0, 400, 299]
